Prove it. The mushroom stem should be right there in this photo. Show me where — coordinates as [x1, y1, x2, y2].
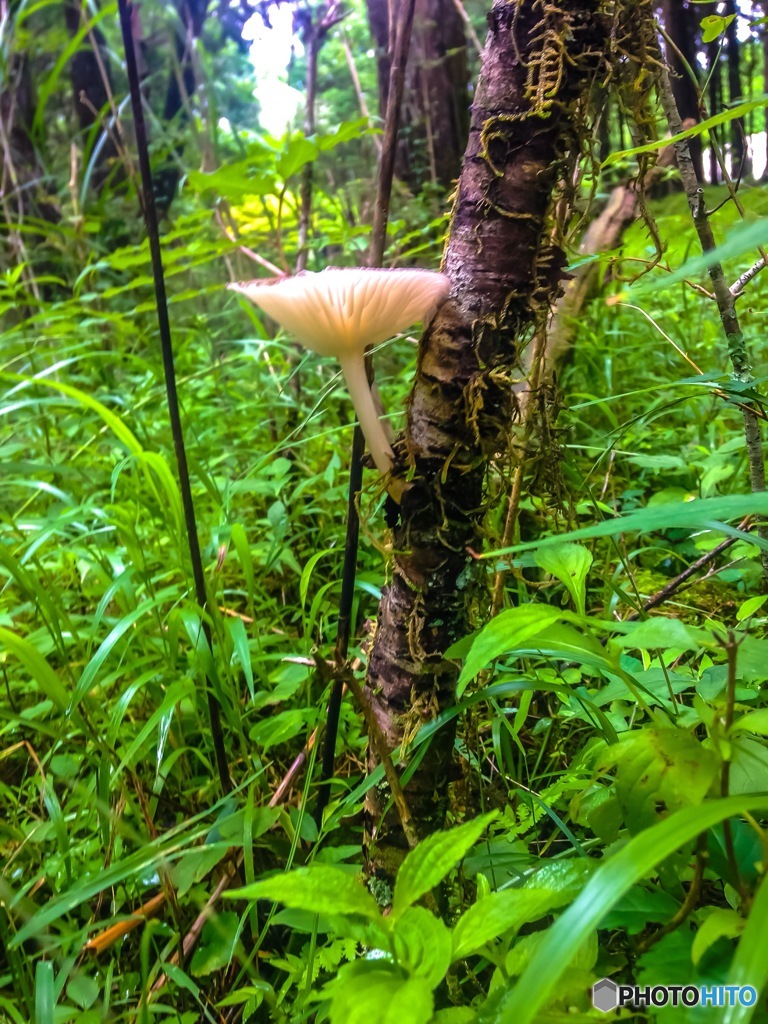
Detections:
[338, 353, 402, 499]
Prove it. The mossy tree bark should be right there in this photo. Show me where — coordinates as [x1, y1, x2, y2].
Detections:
[364, 0, 606, 882]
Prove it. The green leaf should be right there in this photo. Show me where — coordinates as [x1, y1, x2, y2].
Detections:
[452, 888, 563, 961]
[34, 961, 54, 1024]
[691, 908, 744, 965]
[701, 13, 736, 43]
[737, 595, 768, 621]
[614, 617, 700, 652]
[483, 795, 768, 1024]
[598, 727, 719, 832]
[534, 543, 592, 616]
[327, 961, 433, 1024]
[488, 494, 768, 557]
[65, 974, 99, 1011]
[227, 865, 381, 920]
[277, 136, 320, 180]
[392, 813, 496, 918]
[457, 606, 565, 694]
[721, 873, 768, 1024]
[190, 913, 241, 976]
[603, 92, 760, 165]
[392, 906, 452, 986]
[0, 627, 69, 712]
[384, 977, 434, 1024]
[315, 118, 370, 150]
[600, 886, 679, 935]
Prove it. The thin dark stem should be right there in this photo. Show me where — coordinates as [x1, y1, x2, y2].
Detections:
[637, 833, 707, 953]
[369, 0, 418, 268]
[118, 0, 231, 795]
[313, 425, 365, 827]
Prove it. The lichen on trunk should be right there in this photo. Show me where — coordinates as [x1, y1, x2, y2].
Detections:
[364, 0, 607, 882]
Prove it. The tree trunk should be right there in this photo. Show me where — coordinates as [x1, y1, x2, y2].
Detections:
[366, 0, 469, 189]
[661, 0, 703, 182]
[364, 0, 606, 883]
[762, 1, 768, 179]
[724, 0, 747, 176]
[64, 1, 120, 192]
[153, 0, 210, 215]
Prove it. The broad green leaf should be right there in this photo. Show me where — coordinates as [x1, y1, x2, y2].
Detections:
[65, 974, 99, 1011]
[614, 616, 700, 652]
[227, 865, 380, 919]
[534, 543, 592, 616]
[452, 888, 563, 961]
[732, 710, 768, 736]
[432, 1010, 476, 1023]
[277, 137, 319, 180]
[701, 12, 736, 42]
[187, 163, 276, 201]
[484, 795, 768, 1024]
[392, 906, 452, 986]
[327, 961, 433, 1024]
[692, 908, 744, 965]
[392, 813, 496, 918]
[315, 118, 370, 150]
[737, 595, 768, 621]
[190, 913, 241, 976]
[600, 885, 679, 935]
[457, 607, 565, 694]
[598, 728, 719, 832]
[729, 737, 768, 795]
[384, 976, 434, 1024]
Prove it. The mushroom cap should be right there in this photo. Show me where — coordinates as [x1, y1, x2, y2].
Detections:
[229, 267, 450, 358]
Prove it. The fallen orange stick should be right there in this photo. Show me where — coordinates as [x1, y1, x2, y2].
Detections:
[84, 892, 166, 955]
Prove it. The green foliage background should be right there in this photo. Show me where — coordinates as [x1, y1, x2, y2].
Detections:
[2, 1, 768, 1022]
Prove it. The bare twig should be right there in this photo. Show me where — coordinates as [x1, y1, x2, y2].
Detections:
[731, 256, 767, 298]
[118, 0, 231, 793]
[452, 0, 484, 55]
[369, 0, 418, 268]
[342, 32, 381, 155]
[625, 518, 752, 620]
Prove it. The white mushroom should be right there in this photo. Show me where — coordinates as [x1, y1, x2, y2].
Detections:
[229, 267, 450, 499]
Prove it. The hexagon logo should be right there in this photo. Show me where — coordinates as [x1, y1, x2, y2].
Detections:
[593, 978, 618, 1013]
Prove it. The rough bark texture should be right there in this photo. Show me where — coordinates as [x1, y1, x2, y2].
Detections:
[364, 0, 606, 882]
[366, 0, 470, 188]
